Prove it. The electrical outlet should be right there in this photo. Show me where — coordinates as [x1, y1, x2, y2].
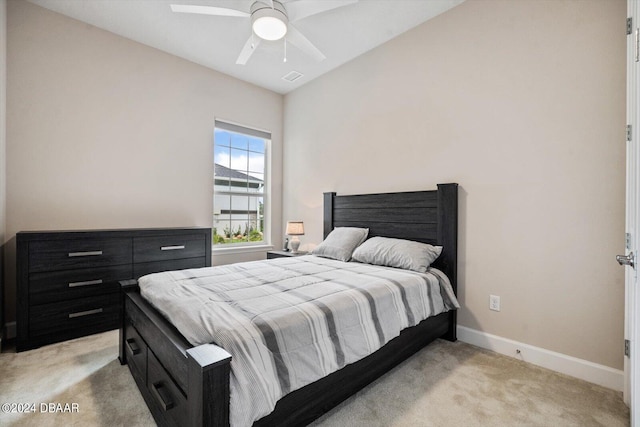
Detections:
[489, 295, 501, 311]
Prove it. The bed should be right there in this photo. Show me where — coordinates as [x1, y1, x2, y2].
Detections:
[119, 183, 458, 427]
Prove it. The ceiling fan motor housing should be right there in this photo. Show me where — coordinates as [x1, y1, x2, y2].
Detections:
[251, 1, 289, 41]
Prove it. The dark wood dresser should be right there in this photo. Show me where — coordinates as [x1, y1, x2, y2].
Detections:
[16, 227, 212, 352]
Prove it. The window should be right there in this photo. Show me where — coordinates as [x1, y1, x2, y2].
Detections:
[213, 120, 269, 246]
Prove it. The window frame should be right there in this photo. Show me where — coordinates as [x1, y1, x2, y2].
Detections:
[213, 119, 272, 252]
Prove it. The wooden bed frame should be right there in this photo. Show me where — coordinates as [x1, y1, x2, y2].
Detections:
[119, 183, 458, 427]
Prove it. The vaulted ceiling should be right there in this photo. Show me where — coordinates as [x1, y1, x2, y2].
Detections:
[27, 0, 465, 94]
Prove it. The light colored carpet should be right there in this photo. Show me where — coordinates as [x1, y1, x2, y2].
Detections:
[0, 331, 154, 427]
[0, 330, 629, 426]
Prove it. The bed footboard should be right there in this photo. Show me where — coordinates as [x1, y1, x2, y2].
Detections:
[186, 345, 232, 426]
[120, 282, 232, 427]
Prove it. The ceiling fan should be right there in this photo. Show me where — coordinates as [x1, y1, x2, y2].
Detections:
[170, 0, 358, 65]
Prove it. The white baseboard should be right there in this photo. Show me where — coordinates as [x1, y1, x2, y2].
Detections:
[457, 325, 624, 391]
[4, 321, 16, 340]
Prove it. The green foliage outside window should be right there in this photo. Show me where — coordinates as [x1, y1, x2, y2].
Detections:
[213, 225, 263, 244]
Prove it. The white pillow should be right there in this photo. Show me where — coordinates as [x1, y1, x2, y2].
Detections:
[312, 227, 369, 262]
[351, 236, 442, 272]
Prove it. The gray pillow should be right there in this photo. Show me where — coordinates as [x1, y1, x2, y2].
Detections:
[351, 236, 442, 272]
[312, 227, 369, 262]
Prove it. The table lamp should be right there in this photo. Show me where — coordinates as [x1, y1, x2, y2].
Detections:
[286, 221, 304, 254]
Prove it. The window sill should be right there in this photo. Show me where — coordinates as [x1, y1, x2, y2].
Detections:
[211, 244, 275, 255]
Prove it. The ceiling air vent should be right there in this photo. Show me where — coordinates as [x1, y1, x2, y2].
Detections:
[282, 71, 304, 82]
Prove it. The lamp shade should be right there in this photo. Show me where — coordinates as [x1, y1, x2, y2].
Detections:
[286, 221, 304, 236]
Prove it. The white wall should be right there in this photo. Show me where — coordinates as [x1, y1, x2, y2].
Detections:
[283, 0, 626, 370]
[5, 1, 283, 322]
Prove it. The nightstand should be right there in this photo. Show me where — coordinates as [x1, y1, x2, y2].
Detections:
[267, 250, 309, 259]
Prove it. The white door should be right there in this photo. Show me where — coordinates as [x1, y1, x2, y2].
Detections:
[623, 2, 640, 425]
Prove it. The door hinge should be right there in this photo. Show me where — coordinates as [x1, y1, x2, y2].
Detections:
[628, 124, 633, 142]
[625, 339, 631, 357]
[628, 17, 633, 35]
[626, 233, 632, 250]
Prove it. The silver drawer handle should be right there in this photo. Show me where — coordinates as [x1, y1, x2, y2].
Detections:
[161, 245, 185, 251]
[68, 308, 103, 318]
[68, 279, 103, 288]
[68, 250, 103, 257]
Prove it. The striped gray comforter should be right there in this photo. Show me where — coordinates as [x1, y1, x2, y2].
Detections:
[139, 255, 459, 427]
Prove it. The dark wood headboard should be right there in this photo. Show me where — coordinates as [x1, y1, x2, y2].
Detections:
[323, 183, 458, 294]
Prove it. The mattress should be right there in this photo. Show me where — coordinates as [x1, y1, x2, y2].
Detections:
[139, 255, 459, 427]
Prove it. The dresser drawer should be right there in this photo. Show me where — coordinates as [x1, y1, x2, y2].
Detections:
[29, 293, 120, 337]
[125, 322, 148, 387]
[29, 265, 132, 305]
[134, 257, 207, 279]
[28, 238, 132, 273]
[133, 234, 206, 263]
[147, 350, 187, 426]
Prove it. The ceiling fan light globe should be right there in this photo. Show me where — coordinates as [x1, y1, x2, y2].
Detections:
[253, 16, 287, 41]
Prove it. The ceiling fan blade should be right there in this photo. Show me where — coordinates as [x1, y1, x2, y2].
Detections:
[286, 25, 326, 62]
[170, 4, 250, 18]
[287, 0, 358, 23]
[236, 36, 262, 65]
